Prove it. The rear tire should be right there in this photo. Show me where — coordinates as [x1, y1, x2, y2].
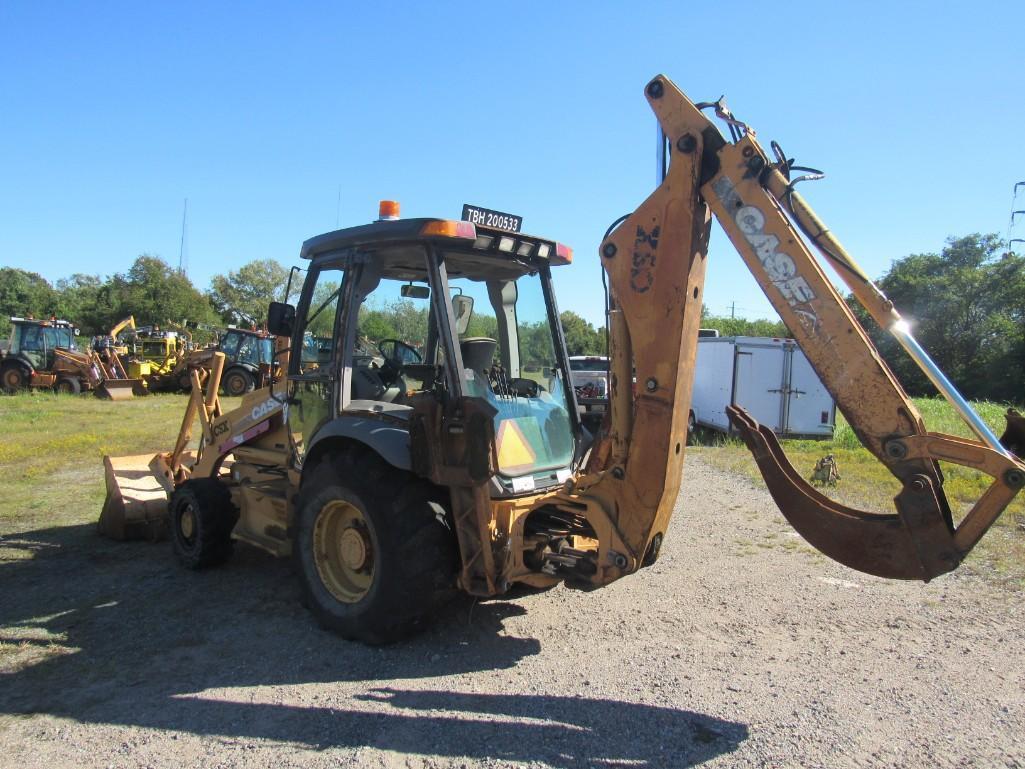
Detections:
[294, 450, 458, 644]
[169, 478, 238, 569]
[1, 362, 29, 394]
[54, 377, 81, 395]
[222, 368, 255, 397]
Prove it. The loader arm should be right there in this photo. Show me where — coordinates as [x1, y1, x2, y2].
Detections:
[546, 75, 1024, 584]
[109, 316, 136, 340]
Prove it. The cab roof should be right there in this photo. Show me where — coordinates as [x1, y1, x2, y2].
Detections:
[9, 317, 76, 328]
[299, 217, 571, 283]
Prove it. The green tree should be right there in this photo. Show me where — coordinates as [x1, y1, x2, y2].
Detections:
[103, 255, 219, 333]
[388, 300, 430, 347]
[520, 321, 556, 367]
[559, 311, 606, 356]
[209, 259, 292, 326]
[699, 315, 789, 338]
[358, 307, 398, 344]
[54, 274, 105, 334]
[0, 268, 56, 336]
[851, 234, 1024, 402]
[464, 312, 498, 339]
[307, 280, 341, 338]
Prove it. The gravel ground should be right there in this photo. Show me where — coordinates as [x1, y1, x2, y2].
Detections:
[1, 455, 1023, 768]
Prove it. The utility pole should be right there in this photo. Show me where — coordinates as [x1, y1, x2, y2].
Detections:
[178, 198, 189, 276]
[1007, 182, 1025, 255]
[730, 301, 736, 319]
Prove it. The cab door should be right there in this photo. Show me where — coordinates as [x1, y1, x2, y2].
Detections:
[18, 325, 49, 370]
[288, 266, 345, 464]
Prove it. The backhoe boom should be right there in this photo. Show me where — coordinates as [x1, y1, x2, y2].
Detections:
[559, 75, 1024, 583]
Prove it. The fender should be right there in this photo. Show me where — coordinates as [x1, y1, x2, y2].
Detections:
[303, 414, 412, 479]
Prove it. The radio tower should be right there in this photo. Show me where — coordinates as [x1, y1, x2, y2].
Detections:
[178, 198, 189, 276]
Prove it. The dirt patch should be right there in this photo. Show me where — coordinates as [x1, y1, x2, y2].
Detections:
[1, 456, 1022, 768]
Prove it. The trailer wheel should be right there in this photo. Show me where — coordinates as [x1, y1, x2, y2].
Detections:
[1, 362, 30, 394]
[294, 451, 458, 644]
[54, 377, 81, 395]
[222, 368, 254, 397]
[169, 478, 238, 569]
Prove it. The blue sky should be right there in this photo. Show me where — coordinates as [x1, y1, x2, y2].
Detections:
[2, 1, 1022, 329]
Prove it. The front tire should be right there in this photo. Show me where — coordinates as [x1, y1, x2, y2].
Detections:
[169, 478, 238, 569]
[222, 368, 255, 397]
[294, 451, 458, 644]
[1, 363, 29, 394]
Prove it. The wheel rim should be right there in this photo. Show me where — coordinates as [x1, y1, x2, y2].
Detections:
[57, 380, 72, 393]
[313, 499, 375, 603]
[3, 369, 23, 389]
[179, 504, 197, 543]
[226, 373, 244, 395]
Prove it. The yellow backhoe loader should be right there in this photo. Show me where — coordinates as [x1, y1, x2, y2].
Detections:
[142, 326, 276, 396]
[1, 317, 138, 399]
[119, 322, 193, 389]
[91, 316, 147, 397]
[101, 75, 1025, 644]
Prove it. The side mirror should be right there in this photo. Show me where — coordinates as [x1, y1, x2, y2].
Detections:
[73, 328, 81, 336]
[267, 302, 296, 338]
[452, 294, 474, 336]
[401, 283, 430, 299]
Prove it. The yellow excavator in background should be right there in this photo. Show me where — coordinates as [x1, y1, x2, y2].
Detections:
[101, 75, 1025, 643]
[91, 316, 147, 397]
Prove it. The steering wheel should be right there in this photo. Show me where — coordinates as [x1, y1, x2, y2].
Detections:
[376, 339, 422, 386]
[377, 339, 422, 367]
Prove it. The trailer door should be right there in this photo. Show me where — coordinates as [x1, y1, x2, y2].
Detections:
[783, 348, 835, 436]
[692, 340, 735, 431]
[732, 343, 786, 433]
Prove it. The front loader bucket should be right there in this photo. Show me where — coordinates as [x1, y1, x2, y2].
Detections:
[727, 406, 959, 581]
[96, 379, 141, 400]
[99, 454, 170, 541]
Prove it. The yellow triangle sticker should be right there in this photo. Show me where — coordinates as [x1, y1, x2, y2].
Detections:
[496, 419, 537, 473]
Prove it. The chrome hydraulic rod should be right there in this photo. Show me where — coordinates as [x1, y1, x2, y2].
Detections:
[889, 320, 1012, 458]
[764, 172, 1010, 459]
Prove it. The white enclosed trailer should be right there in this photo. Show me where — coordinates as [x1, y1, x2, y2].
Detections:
[690, 336, 835, 438]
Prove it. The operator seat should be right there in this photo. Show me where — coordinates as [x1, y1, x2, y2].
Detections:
[351, 365, 407, 403]
[460, 337, 498, 387]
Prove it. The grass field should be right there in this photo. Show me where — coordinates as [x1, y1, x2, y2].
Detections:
[0, 392, 241, 531]
[0, 390, 1021, 583]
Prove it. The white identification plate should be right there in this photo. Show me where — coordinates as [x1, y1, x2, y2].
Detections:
[511, 475, 536, 493]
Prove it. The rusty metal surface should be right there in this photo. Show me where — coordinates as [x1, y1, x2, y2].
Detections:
[526, 75, 1025, 587]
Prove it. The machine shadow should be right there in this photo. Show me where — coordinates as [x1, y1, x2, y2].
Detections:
[0, 523, 747, 766]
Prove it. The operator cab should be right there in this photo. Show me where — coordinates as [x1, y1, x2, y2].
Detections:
[5, 317, 79, 371]
[271, 201, 580, 497]
[219, 328, 273, 368]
